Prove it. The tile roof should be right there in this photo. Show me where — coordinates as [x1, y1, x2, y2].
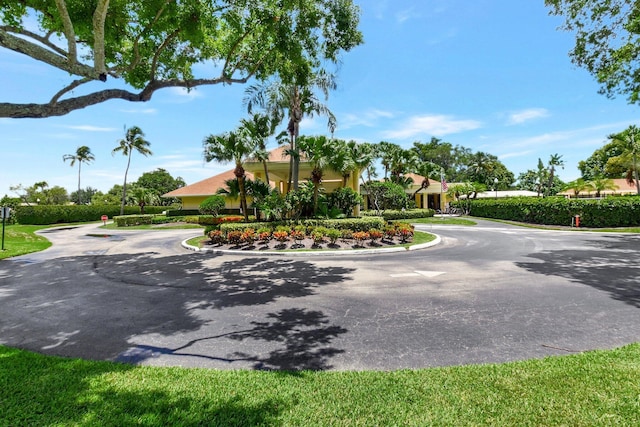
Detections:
[162, 170, 255, 197]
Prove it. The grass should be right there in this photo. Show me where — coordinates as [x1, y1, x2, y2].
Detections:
[0, 224, 52, 260]
[1, 344, 639, 425]
[410, 216, 477, 226]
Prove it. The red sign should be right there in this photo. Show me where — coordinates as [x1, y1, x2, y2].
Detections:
[101, 215, 108, 222]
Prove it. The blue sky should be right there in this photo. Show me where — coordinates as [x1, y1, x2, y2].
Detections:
[2, 0, 639, 198]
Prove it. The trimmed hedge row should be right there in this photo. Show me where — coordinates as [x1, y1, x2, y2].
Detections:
[361, 208, 435, 221]
[211, 217, 387, 235]
[459, 196, 640, 227]
[113, 215, 154, 227]
[14, 205, 166, 225]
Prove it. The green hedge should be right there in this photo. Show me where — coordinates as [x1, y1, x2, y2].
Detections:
[113, 214, 154, 226]
[216, 217, 386, 235]
[14, 205, 166, 225]
[361, 209, 434, 221]
[459, 196, 640, 227]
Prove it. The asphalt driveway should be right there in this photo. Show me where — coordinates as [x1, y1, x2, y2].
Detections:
[1, 221, 639, 370]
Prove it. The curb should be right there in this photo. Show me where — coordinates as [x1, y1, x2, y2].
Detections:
[181, 234, 441, 257]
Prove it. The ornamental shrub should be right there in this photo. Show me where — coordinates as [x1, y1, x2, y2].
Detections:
[199, 195, 226, 216]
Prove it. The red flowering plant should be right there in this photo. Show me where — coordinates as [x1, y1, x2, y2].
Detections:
[257, 227, 272, 244]
[208, 229, 225, 245]
[384, 225, 397, 241]
[396, 223, 414, 243]
[226, 230, 243, 246]
[290, 229, 306, 245]
[273, 230, 289, 243]
[241, 228, 256, 245]
[352, 231, 370, 247]
[368, 228, 383, 243]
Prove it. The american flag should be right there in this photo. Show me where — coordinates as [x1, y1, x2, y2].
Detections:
[441, 176, 448, 192]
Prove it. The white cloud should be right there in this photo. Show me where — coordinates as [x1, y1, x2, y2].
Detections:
[396, 8, 417, 23]
[382, 114, 482, 139]
[339, 109, 395, 129]
[119, 108, 157, 115]
[167, 87, 204, 102]
[62, 125, 118, 132]
[507, 108, 550, 125]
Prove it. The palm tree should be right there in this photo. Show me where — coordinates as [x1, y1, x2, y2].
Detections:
[204, 128, 256, 221]
[608, 125, 640, 194]
[546, 153, 565, 197]
[112, 126, 152, 215]
[244, 71, 337, 191]
[241, 113, 277, 184]
[563, 178, 592, 198]
[588, 176, 618, 198]
[129, 186, 158, 214]
[63, 145, 95, 204]
[297, 135, 335, 215]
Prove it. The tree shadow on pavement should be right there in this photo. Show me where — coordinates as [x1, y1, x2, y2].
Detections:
[118, 307, 347, 370]
[0, 251, 354, 368]
[515, 234, 640, 308]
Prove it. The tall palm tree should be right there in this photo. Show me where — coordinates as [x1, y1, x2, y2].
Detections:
[546, 153, 565, 197]
[240, 113, 277, 184]
[608, 125, 640, 195]
[244, 71, 337, 191]
[204, 128, 256, 221]
[112, 126, 152, 215]
[63, 145, 94, 204]
[297, 135, 335, 215]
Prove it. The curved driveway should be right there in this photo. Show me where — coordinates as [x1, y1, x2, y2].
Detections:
[1, 220, 639, 370]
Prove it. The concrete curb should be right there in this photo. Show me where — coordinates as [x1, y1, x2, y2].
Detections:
[181, 234, 441, 257]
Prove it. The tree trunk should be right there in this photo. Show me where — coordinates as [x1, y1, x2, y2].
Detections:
[120, 153, 132, 216]
[634, 153, 640, 195]
[236, 165, 249, 222]
[77, 162, 82, 204]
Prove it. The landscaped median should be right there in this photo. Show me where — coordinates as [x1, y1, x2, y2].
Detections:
[180, 214, 442, 255]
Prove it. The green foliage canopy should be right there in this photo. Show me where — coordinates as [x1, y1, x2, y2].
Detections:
[0, 0, 362, 118]
[546, 0, 640, 103]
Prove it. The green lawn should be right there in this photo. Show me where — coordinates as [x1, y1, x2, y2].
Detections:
[411, 216, 477, 226]
[1, 344, 639, 425]
[0, 224, 52, 260]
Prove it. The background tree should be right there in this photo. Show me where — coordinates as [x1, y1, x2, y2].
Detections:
[135, 168, 185, 206]
[112, 126, 153, 215]
[63, 145, 94, 204]
[547, 1, 640, 104]
[240, 113, 278, 185]
[578, 139, 626, 180]
[203, 128, 256, 221]
[545, 153, 565, 197]
[129, 186, 159, 214]
[70, 187, 98, 206]
[0, 1, 362, 118]
[608, 125, 640, 194]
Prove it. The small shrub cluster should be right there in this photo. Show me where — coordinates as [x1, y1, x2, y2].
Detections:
[459, 196, 640, 227]
[205, 221, 415, 250]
